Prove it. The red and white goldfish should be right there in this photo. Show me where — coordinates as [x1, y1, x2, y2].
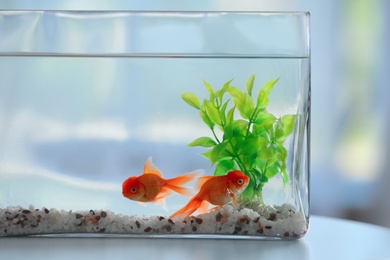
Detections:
[122, 157, 201, 210]
[170, 170, 250, 218]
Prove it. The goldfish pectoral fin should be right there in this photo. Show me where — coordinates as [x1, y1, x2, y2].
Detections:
[143, 156, 163, 176]
[158, 199, 168, 212]
[138, 202, 147, 207]
[150, 198, 168, 211]
[226, 187, 239, 207]
[151, 193, 169, 211]
[209, 205, 222, 212]
[231, 194, 239, 208]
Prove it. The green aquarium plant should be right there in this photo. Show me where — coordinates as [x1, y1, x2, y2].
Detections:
[181, 75, 296, 207]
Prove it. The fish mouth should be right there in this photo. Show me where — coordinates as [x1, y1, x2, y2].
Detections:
[123, 192, 143, 201]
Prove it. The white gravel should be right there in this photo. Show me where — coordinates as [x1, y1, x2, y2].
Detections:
[0, 204, 308, 239]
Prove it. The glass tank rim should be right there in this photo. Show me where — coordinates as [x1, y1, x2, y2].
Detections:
[0, 53, 311, 58]
[0, 10, 310, 15]
[0, 10, 310, 57]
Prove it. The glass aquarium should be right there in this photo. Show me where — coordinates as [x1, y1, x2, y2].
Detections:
[0, 11, 310, 239]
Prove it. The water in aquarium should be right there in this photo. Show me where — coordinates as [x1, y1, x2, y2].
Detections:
[0, 55, 309, 238]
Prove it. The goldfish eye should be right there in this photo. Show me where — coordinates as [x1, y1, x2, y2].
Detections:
[237, 179, 244, 185]
[131, 187, 137, 193]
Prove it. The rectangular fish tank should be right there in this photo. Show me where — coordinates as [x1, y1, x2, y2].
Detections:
[0, 11, 310, 239]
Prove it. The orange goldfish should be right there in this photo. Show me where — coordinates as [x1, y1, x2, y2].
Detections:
[122, 157, 200, 210]
[170, 170, 250, 218]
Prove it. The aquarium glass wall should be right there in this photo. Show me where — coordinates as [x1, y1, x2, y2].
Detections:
[0, 11, 310, 239]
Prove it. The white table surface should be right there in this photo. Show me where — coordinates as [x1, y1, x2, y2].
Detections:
[1, 215, 389, 260]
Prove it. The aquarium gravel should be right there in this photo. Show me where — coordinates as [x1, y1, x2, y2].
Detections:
[0, 204, 307, 238]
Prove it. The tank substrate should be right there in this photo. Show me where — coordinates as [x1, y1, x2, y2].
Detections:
[0, 204, 308, 239]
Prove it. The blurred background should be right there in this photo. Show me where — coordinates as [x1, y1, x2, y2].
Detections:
[1, 0, 389, 227]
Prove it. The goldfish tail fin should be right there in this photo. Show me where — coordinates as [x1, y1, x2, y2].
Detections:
[170, 196, 203, 218]
[165, 169, 203, 196]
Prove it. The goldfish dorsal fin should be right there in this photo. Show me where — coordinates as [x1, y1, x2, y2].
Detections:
[196, 176, 213, 190]
[143, 157, 163, 177]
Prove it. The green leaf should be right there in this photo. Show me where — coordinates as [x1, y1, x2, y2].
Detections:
[201, 148, 213, 161]
[227, 86, 254, 119]
[276, 144, 287, 161]
[273, 120, 285, 141]
[265, 162, 280, 179]
[239, 135, 267, 156]
[280, 168, 289, 186]
[226, 106, 235, 125]
[181, 92, 200, 110]
[216, 78, 234, 102]
[254, 159, 267, 173]
[219, 100, 229, 125]
[223, 106, 236, 140]
[203, 79, 215, 101]
[260, 175, 269, 184]
[232, 120, 248, 137]
[254, 112, 277, 126]
[210, 142, 229, 164]
[250, 168, 263, 187]
[214, 157, 236, 176]
[256, 78, 279, 109]
[200, 110, 215, 129]
[258, 143, 277, 160]
[246, 74, 255, 96]
[281, 114, 296, 139]
[241, 177, 255, 200]
[188, 137, 217, 147]
[261, 78, 279, 96]
[204, 100, 222, 125]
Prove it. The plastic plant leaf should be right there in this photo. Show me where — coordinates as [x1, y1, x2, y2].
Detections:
[254, 112, 277, 126]
[216, 78, 234, 103]
[246, 74, 255, 97]
[281, 114, 297, 139]
[203, 79, 215, 101]
[241, 177, 255, 200]
[280, 168, 289, 186]
[219, 100, 230, 125]
[265, 162, 280, 179]
[209, 142, 229, 164]
[239, 135, 267, 156]
[227, 86, 254, 119]
[200, 108, 215, 129]
[204, 100, 222, 125]
[256, 78, 279, 109]
[258, 143, 277, 160]
[223, 107, 236, 139]
[188, 137, 217, 147]
[214, 158, 236, 176]
[232, 120, 248, 137]
[273, 120, 285, 141]
[181, 92, 200, 110]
